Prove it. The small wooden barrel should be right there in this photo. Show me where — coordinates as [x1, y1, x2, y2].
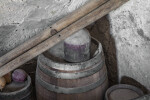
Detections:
[0, 76, 33, 100]
[105, 84, 144, 100]
[36, 38, 109, 100]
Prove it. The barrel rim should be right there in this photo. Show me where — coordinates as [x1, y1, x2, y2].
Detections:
[38, 37, 103, 71]
[37, 57, 105, 79]
[0, 75, 31, 96]
[105, 84, 144, 100]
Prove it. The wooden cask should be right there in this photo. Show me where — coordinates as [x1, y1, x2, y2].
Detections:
[36, 38, 109, 100]
[0, 76, 33, 100]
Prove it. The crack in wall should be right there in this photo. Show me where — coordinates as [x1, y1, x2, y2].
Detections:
[137, 28, 150, 41]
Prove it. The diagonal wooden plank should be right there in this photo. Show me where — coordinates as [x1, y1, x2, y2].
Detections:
[0, 0, 107, 68]
[0, 0, 129, 77]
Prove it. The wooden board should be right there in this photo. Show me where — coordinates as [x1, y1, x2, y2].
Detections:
[0, 0, 107, 68]
[0, 0, 129, 77]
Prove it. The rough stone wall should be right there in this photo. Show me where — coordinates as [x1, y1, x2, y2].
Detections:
[0, 0, 89, 56]
[108, 0, 150, 91]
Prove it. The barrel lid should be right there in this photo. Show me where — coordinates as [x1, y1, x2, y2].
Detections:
[105, 84, 144, 100]
[38, 37, 103, 71]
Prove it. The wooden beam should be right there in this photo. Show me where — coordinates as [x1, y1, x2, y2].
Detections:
[0, 0, 128, 77]
[0, 0, 107, 68]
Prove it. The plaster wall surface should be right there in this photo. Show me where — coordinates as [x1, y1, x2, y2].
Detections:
[0, 0, 89, 56]
[109, 0, 150, 90]
[0, 0, 150, 91]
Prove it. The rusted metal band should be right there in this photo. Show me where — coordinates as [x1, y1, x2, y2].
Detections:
[36, 71, 107, 94]
[37, 57, 105, 79]
[38, 38, 103, 71]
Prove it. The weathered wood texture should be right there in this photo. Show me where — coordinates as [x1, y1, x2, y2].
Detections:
[0, 0, 129, 77]
[36, 66, 108, 100]
[0, 0, 107, 68]
[36, 38, 109, 100]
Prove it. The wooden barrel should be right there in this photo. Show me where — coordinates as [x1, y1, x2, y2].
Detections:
[0, 76, 33, 100]
[36, 38, 109, 100]
[105, 84, 144, 100]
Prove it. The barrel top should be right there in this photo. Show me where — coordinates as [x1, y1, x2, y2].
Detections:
[105, 84, 144, 100]
[38, 38, 103, 71]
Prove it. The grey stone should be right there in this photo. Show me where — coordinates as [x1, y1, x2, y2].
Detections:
[109, 0, 150, 90]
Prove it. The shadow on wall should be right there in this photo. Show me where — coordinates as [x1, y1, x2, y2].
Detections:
[20, 58, 37, 100]
[86, 15, 118, 86]
[86, 15, 149, 94]
[121, 76, 149, 94]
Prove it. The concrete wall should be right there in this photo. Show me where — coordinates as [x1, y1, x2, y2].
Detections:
[0, 0, 150, 91]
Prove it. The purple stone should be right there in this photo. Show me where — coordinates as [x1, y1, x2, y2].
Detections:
[64, 29, 91, 62]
